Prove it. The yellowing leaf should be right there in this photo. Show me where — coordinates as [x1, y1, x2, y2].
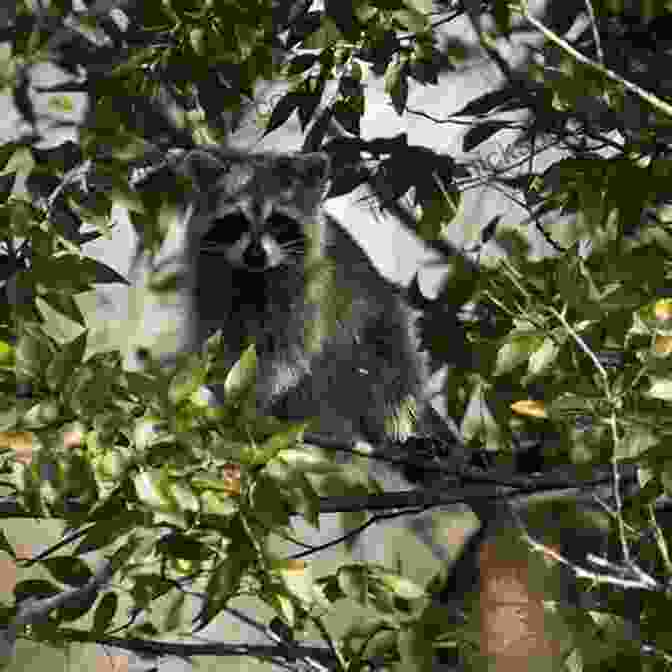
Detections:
[653, 334, 672, 356]
[219, 463, 241, 495]
[284, 558, 307, 573]
[655, 299, 672, 322]
[0, 430, 37, 463]
[511, 399, 548, 419]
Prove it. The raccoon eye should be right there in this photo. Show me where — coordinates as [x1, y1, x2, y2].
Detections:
[201, 212, 249, 251]
[268, 212, 302, 244]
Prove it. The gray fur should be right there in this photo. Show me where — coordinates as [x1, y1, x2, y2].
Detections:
[130, 147, 431, 447]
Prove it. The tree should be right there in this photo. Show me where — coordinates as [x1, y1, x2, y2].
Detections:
[0, 0, 671, 670]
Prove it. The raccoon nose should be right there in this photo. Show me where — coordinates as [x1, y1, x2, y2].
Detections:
[242, 240, 268, 269]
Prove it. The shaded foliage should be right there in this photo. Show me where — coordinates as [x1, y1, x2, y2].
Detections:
[0, 0, 671, 671]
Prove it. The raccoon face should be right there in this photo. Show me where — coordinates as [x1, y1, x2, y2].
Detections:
[199, 207, 307, 272]
[124, 149, 332, 371]
[184, 149, 331, 274]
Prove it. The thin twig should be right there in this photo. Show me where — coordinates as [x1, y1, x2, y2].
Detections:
[517, 0, 672, 118]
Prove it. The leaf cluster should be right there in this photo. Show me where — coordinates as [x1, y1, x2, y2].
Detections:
[0, 0, 671, 670]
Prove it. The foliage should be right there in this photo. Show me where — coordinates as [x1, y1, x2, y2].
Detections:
[0, 0, 671, 670]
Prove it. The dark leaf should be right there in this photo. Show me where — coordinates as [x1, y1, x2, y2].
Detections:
[365, 133, 409, 156]
[373, 157, 413, 202]
[333, 99, 361, 135]
[0, 254, 26, 282]
[40, 291, 86, 329]
[297, 83, 324, 130]
[77, 512, 142, 554]
[57, 585, 98, 622]
[14, 579, 59, 603]
[263, 92, 299, 137]
[409, 59, 439, 85]
[287, 53, 320, 76]
[303, 106, 334, 152]
[31, 141, 83, 172]
[156, 533, 210, 561]
[325, 0, 360, 40]
[385, 62, 408, 115]
[286, 10, 323, 49]
[323, 136, 366, 162]
[272, 0, 313, 32]
[25, 171, 60, 203]
[92, 592, 118, 633]
[462, 120, 509, 152]
[13, 71, 35, 127]
[326, 165, 369, 198]
[46, 330, 88, 391]
[42, 556, 93, 588]
[456, 87, 520, 116]
[481, 214, 502, 244]
[0, 173, 14, 201]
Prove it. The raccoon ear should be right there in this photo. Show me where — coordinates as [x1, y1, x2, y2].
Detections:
[179, 149, 228, 192]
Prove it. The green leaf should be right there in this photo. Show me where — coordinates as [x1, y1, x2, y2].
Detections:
[302, 16, 343, 49]
[249, 475, 291, 529]
[392, 8, 429, 32]
[162, 591, 186, 633]
[63, 360, 119, 418]
[129, 572, 172, 608]
[379, 571, 425, 599]
[255, 422, 307, 464]
[75, 512, 141, 554]
[14, 579, 60, 603]
[266, 456, 321, 527]
[45, 330, 87, 392]
[403, 0, 433, 12]
[166, 480, 200, 512]
[223, 344, 257, 404]
[398, 624, 434, 672]
[58, 586, 99, 623]
[37, 292, 87, 333]
[133, 415, 171, 451]
[157, 533, 210, 562]
[338, 564, 369, 605]
[42, 556, 93, 587]
[494, 332, 544, 376]
[528, 336, 561, 376]
[168, 355, 207, 405]
[0, 531, 15, 560]
[15, 323, 55, 384]
[4, 148, 34, 177]
[190, 27, 206, 56]
[492, 0, 512, 34]
[0, 340, 15, 369]
[92, 592, 118, 633]
[276, 447, 339, 474]
[21, 399, 62, 429]
[648, 377, 672, 402]
[133, 469, 174, 511]
[204, 545, 252, 611]
[417, 191, 459, 239]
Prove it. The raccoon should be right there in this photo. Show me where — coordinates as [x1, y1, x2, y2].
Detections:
[126, 147, 440, 452]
